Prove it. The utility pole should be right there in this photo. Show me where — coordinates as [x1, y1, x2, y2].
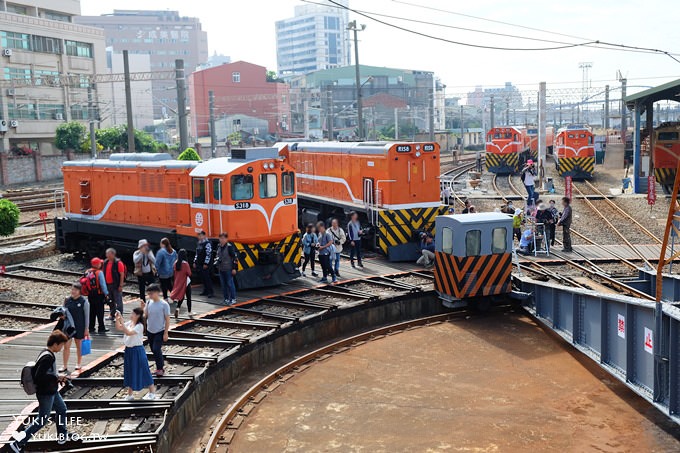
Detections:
[559, 100, 562, 126]
[209, 90, 216, 158]
[490, 95, 495, 129]
[505, 100, 509, 126]
[348, 21, 365, 140]
[459, 105, 464, 151]
[620, 78, 627, 145]
[123, 50, 135, 153]
[87, 84, 97, 158]
[175, 59, 188, 151]
[428, 87, 435, 141]
[538, 82, 547, 189]
[327, 89, 334, 140]
[303, 99, 310, 140]
[604, 85, 610, 129]
[394, 108, 399, 140]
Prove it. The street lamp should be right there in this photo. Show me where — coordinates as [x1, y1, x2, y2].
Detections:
[348, 20, 366, 140]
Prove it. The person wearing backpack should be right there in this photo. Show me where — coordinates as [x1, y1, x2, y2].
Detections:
[83, 258, 109, 334]
[10, 330, 70, 452]
[103, 248, 126, 319]
[215, 232, 238, 305]
[56, 283, 89, 374]
[316, 221, 337, 284]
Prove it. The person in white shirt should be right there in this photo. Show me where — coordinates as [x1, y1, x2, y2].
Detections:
[115, 307, 156, 400]
[328, 218, 347, 278]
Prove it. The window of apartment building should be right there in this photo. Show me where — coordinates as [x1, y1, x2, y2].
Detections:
[1, 31, 30, 50]
[70, 105, 89, 120]
[34, 70, 60, 86]
[65, 40, 93, 58]
[37, 104, 65, 120]
[6, 4, 28, 15]
[3, 67, 30, 80]
[31, 35, 62, 54]
[43, 10, 71, 22]
[10, 140, 39, 155]
[232, 72, 241, 83]
[8, 103, 36, 119]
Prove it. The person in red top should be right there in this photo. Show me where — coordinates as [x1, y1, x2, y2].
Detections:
[103, 248, 126, 319]
[170, 249, 193, 318]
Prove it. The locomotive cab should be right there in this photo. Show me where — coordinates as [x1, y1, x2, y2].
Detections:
[433, 213, 513, 309]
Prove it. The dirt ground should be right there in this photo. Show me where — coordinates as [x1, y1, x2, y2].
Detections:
[228, 313, 680, 453]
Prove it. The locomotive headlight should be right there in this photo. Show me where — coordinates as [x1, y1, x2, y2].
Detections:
[415, 151, 421, 158]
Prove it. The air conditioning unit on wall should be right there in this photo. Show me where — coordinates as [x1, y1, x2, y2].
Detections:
[3, 49, 12, 57]
[54, 113, 63, 120]
[9, 120, 18, 128]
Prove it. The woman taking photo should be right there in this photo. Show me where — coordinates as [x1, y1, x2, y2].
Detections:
[114, 307, 156, 400]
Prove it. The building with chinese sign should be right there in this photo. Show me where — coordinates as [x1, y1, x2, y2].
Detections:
[75, 10, 209, 118]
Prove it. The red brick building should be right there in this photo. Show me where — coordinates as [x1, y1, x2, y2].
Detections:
[188, 61, 290, 138]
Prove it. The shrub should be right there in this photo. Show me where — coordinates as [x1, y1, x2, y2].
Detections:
[55, 121, 87, 151]
[0, 199, 20, 237]
[177, 147, 201, 161]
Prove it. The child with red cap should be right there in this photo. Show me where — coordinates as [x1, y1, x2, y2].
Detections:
[87, 257, 110, 334]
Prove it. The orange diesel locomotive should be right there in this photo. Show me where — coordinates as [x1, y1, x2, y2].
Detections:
[526, 126, 554, 160]
[648, 122, 680, 192]
[554, 125, 595, 179]
[55, 149, 300, 289]
[485, 126, 528, 174]
[277, 141, 446, 261]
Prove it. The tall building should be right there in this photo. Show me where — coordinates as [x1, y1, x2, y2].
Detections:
[188, 61, 290, 139]
[105, 48, 153, 129]
[0, 0, 106, 155]
[75, 10, 209, 118]
[276, 0, 350, 77]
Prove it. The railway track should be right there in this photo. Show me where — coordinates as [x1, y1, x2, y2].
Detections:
[1, 187, 64, 212]
[3, 271, 435, 452]
[440, 159, 482, 208]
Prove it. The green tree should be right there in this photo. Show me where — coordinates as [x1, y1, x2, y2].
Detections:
[0, 199, 20, 237]
[96, 125, 125, 151]
[96, 126, 161, 152]
[227, 131, 242, 145]
[177, 147, 201, 161]
[266, 70, 281, 83]
[55, 121, 87, 152]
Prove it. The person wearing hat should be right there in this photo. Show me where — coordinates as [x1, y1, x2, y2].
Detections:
[521, 159, 537, 206]
[87, 257, 110, 334]
[416, 232, 435, 267]
[133, 239, 156, 301]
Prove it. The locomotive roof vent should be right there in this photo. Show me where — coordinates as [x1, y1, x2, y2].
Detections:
[230, 147, 279, 161]
[109, 153, 173, 162]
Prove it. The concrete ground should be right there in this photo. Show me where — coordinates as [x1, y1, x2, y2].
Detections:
[228, 312, 680, 452]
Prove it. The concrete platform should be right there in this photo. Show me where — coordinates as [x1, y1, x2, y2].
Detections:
[227, 313, 680, 452]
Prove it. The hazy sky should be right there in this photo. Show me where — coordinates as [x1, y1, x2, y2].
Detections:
[81, 0, 680, 99]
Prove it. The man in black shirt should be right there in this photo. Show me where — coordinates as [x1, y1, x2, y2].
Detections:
[9, 331, 70, 452]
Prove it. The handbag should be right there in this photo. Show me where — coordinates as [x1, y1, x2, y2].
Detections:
[81, 337, 91, 356]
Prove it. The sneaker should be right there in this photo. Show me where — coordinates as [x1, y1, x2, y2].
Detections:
[319, 279, 329, 283]
[11, 432, 26, 443]
[125, 395, 135, 401]
[311, 272, 319, 277]
[301, 272, 306, 277]
[98, 328, 110, 333]
[335, 271, 341, 278]
[562, 248, 573, 253]
[230, 299, 237, 305]
[155, 369, 164, 377]
[143, 392, 156, 400]
[351, 262, 355, 268]
[332, 278, 337, 283]
[206, 294, 214, 299]
[358, 263, 364, 268]
[174, 308, 179, 319]
[56, 432, 70, 445]
[8, 441, 21, 453]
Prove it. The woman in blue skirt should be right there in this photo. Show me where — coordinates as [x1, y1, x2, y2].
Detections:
[114, 307, 156, 400]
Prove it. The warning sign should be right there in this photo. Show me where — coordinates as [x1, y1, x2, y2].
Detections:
[644, 327, 653, 354]
[565, 176, 573, 200]
[647, 176, 656, 206]
[617, 314, 625, 339]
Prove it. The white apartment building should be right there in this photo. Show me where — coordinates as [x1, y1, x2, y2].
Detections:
[276, 0, 351, 77]
[0, 0, 106, 155]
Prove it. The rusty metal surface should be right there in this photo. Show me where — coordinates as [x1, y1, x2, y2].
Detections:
[228, 313, 680, 452]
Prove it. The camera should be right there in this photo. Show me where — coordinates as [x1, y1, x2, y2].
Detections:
[62, 379, 75, 391]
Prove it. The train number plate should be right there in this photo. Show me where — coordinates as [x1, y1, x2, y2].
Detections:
[423, 144, 435, 152]
[234, 202, 251, 210]
[283, 198, 294, 205]
[396, 145, 412, 152]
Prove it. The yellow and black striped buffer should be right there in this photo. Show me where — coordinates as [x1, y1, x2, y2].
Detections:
[557, 157, 594, 178]
[434, 251, 512, 299]
[654, 167, 675, 185]
[485, 152, 519, 172]
[377, 206, 447, 254]
[233, 234, 301, 270]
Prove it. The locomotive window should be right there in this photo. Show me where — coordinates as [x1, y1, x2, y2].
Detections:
[231, 174, 253, 201]
[588, 136, 593, 145]
[658, 132, 679, 141]
[465, 230, 481, 257]
[282, 172, 295, 196]
[259, 173, 278, 198]
[213, 179, 222, 201]
[192, 178, 206, 204]
[579, 134, 586, 138]
[442, 227, 453, 254]
[492, 228, 507, 254]
[568, 134, 575, 139]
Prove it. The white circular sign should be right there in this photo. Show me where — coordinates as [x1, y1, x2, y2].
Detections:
[195, 212, 204, 227]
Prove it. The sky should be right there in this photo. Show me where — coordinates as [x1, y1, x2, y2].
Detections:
[80, 0, 680, 100]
